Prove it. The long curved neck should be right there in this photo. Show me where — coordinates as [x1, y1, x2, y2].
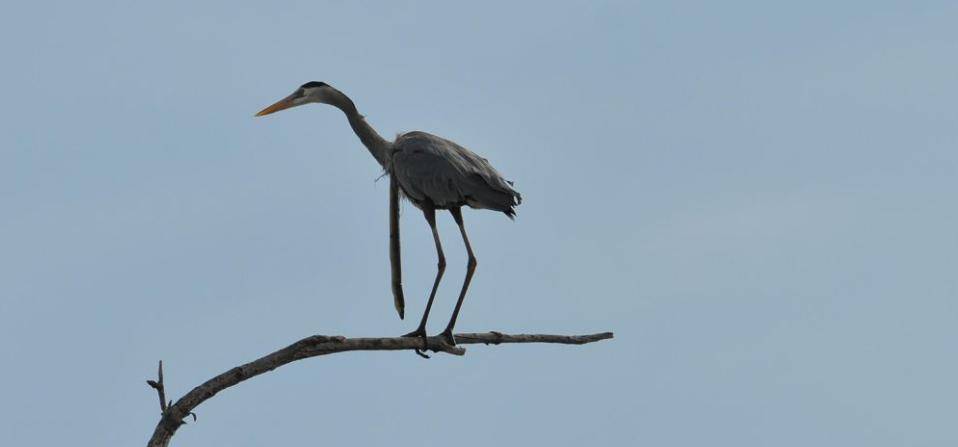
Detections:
[328, 90, 392, 168]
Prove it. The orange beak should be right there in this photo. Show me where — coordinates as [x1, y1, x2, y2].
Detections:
[255, 93, 299, 117]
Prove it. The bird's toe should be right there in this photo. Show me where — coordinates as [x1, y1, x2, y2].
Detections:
[402, 327, 427, 339]
[439, 329, 456, 346]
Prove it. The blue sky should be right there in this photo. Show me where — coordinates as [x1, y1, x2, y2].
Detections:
[1, 1, 956, 445]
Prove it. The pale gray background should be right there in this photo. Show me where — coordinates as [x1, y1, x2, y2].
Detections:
[2, 1, 956, 445]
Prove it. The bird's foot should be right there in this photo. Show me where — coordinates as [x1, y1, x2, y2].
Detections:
[438, 328, 456, 347]
[402, 327, 427, 338]
[402, 327, 430, 359]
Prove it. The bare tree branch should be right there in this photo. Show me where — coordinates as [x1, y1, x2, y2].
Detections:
[145, 360, 167, 413]
[146, 330, 613, 446]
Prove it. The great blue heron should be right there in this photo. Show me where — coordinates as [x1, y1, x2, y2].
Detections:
[255, 81, 521, 347]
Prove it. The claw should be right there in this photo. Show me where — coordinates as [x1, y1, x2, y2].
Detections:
[402, 327, 430, 359]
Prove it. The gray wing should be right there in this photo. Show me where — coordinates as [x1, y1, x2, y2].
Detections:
[390, 131, 521, 217]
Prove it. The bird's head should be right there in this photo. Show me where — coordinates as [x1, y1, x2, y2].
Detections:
[255, 81, 350, 116]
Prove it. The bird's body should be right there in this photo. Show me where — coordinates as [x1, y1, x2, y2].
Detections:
[390, 131, 521, 217]
[256, 81, 520, 350]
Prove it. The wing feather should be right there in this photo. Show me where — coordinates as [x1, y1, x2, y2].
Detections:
[390, 132, 520, 216]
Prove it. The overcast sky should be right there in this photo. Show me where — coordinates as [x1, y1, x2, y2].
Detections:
[2, 1, 957, 445]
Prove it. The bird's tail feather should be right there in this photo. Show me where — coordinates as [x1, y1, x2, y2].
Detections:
[392, 282, 404, 320]
[389, 176, 405, 319]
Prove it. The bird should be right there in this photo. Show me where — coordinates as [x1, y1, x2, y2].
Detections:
[255, 81, 521, 347]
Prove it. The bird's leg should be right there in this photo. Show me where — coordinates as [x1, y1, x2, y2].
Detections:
[440, 207, 476, 346]
[402, 206, 445, 353]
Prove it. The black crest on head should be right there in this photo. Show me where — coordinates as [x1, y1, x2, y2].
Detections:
[301, 81, 328, 89]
